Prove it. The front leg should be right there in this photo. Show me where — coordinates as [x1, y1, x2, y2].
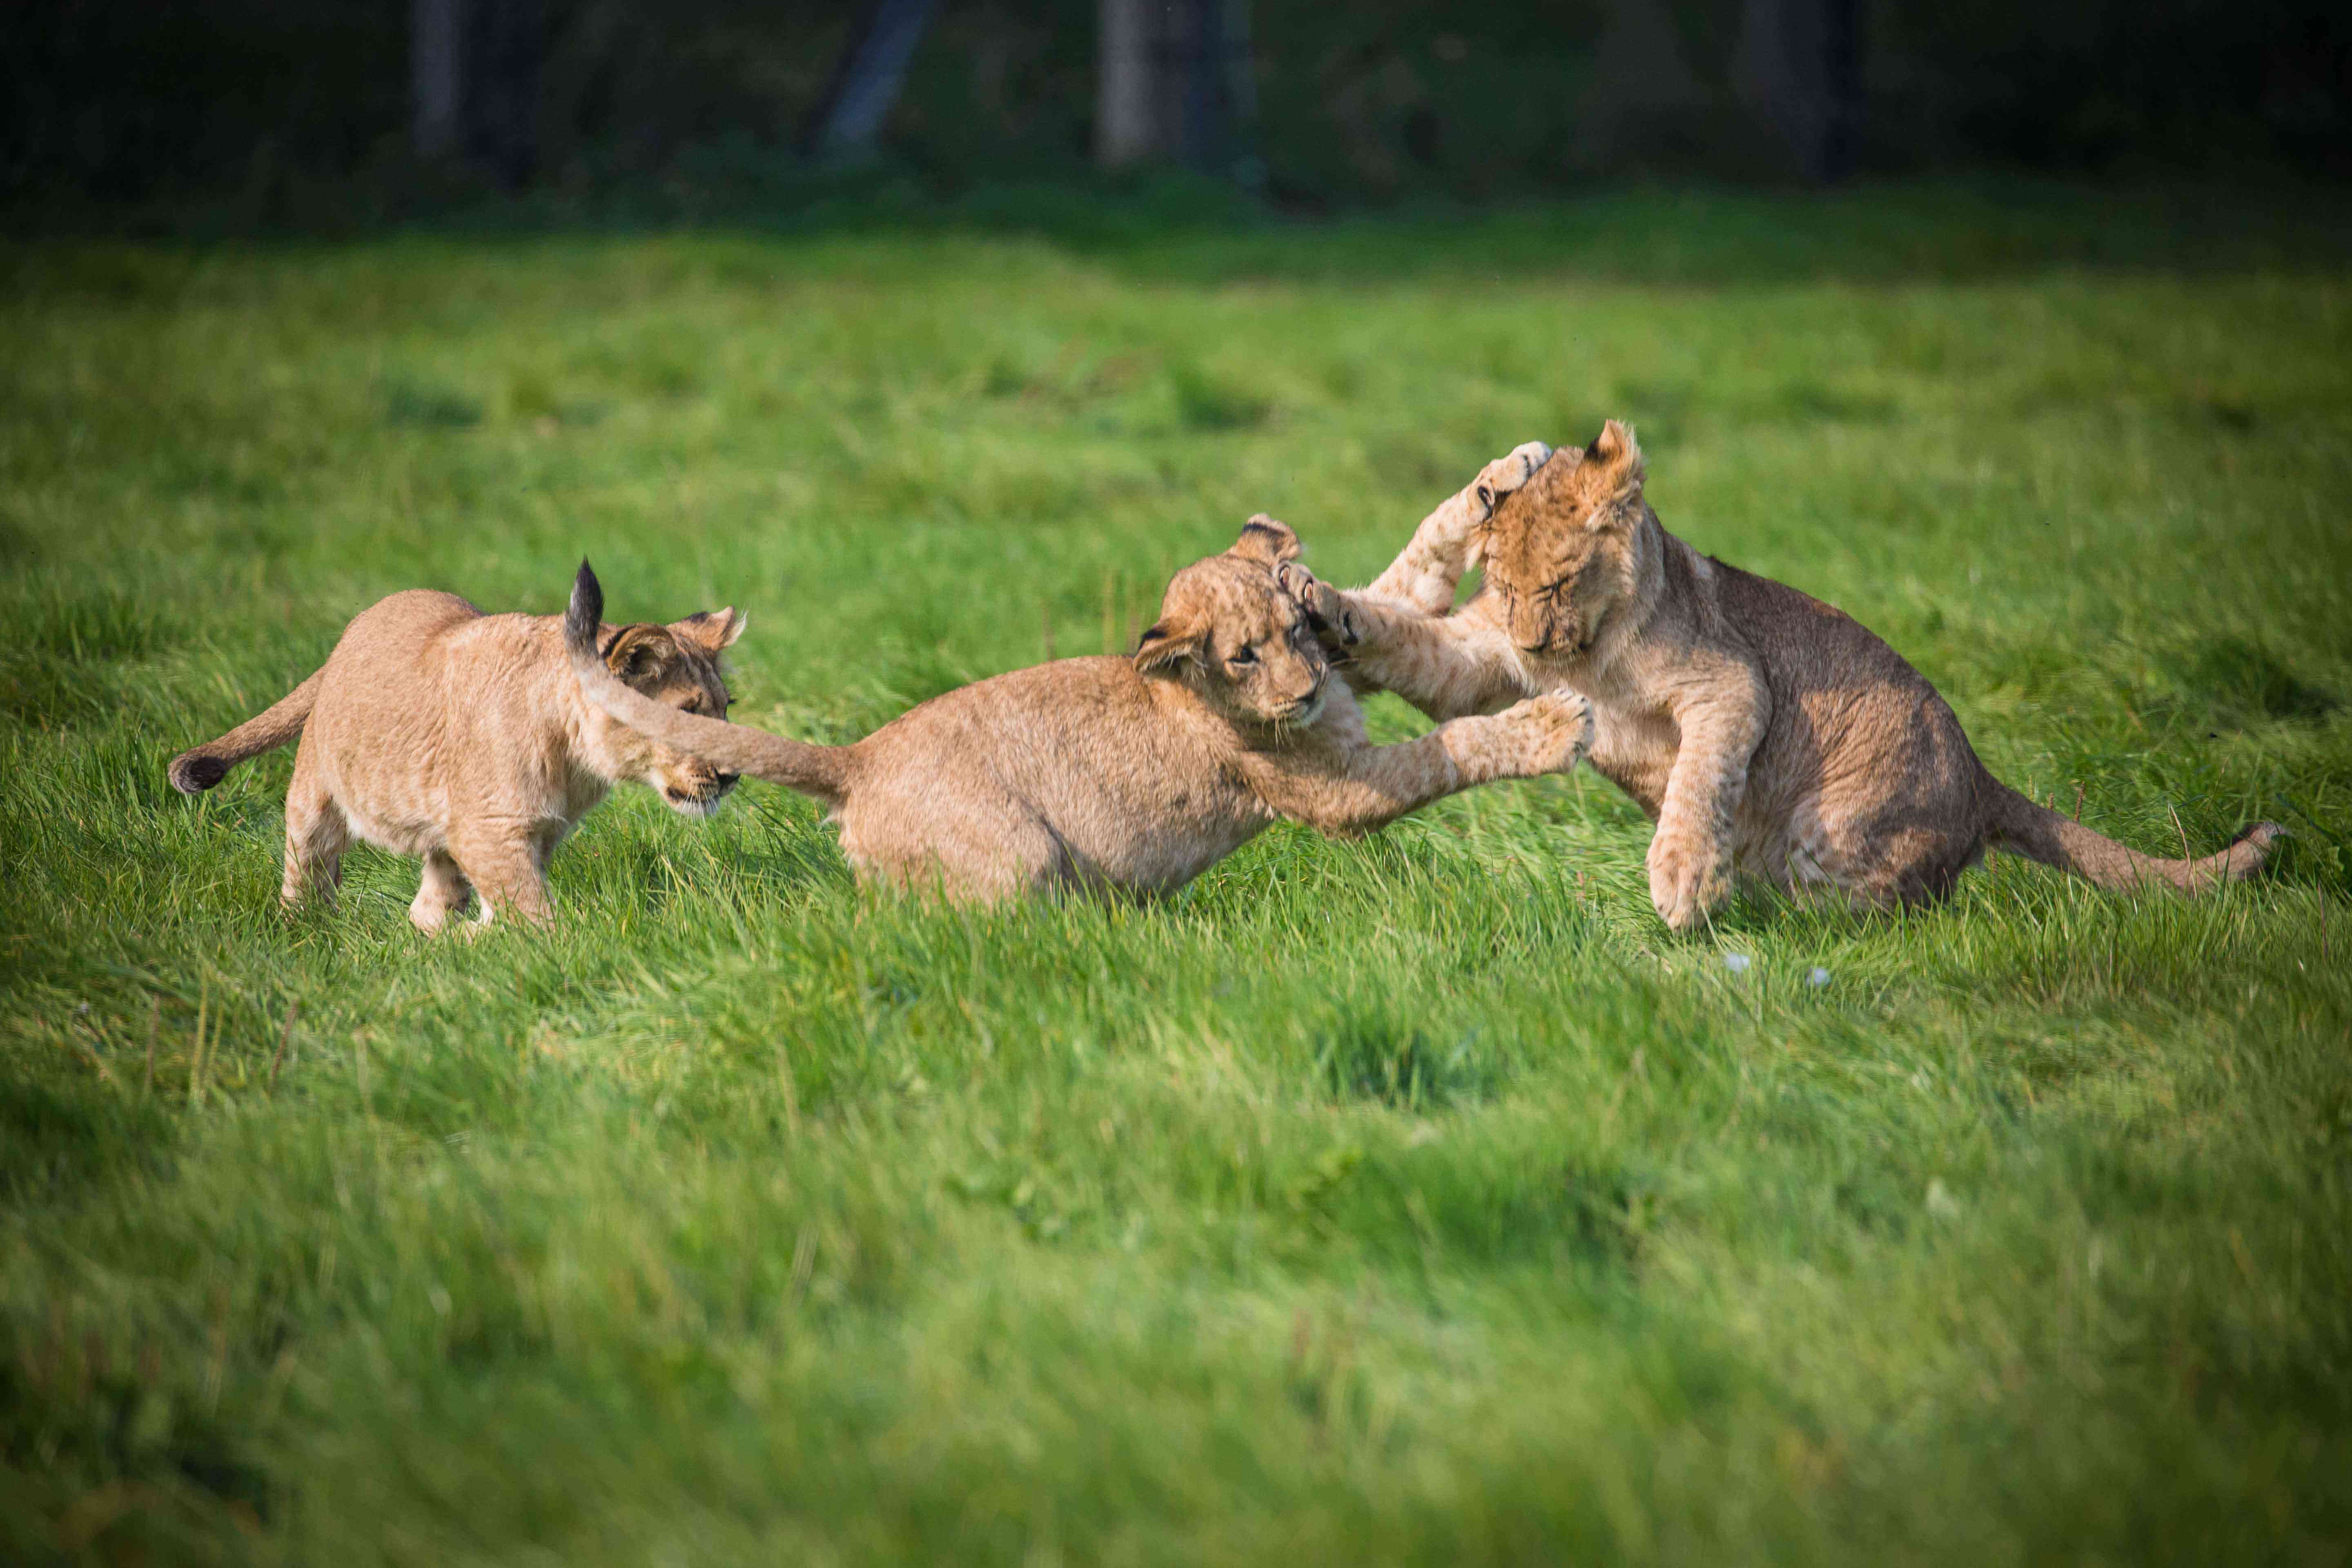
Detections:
[1365, 441, 1553, 613]
[448, 824, 555, 929]
[1330, 591, 1534, 722]
[1647, 671, 1770, 932]
[1243, 690, 1592, 837]
[1277, 561, 1531, 720]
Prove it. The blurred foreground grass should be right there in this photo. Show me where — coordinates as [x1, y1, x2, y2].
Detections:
[2, 184, 2350, 1564]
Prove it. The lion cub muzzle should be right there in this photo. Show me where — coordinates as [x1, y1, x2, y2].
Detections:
[662, 767, 738, 818]
[599, 619, 743, 819]
[1493, 581, 1592, 657]
[1135, 517, 1336, 732]
[1280, 675, 1328, 725]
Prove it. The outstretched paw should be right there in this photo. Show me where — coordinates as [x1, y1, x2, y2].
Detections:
[1277, 561, 1361, 660]
[1471, 440, 1556, 519]
[1500, 689, 1595, 776]
[1647, 827, 1732, 933]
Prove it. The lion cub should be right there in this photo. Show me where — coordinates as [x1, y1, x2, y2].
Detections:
[562, 516, 1593, 904]
[1303, 425, 2280, 929]
[169, 585, 744, 931]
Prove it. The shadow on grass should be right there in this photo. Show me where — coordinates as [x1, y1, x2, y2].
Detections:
[1314, 1002, 1497, 1113]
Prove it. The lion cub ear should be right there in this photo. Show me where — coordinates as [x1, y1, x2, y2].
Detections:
[1229, 514, 1301, 566]
[673, 607, 747, 653]
[1133, 615, 1201, 675]
[1582, 420, 1645, 490]
[602, 623, 679, 686]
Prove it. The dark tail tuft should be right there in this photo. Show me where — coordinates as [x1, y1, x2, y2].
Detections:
[168, 753, 229, 794]
[566, 559, 604, 655]
[163, 669, 324, 797]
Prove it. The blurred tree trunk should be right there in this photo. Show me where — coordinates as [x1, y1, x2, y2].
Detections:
[468, 0, 541, 187]
[1737, 0, 1861, 180]
[802, 0, 940, 157]
[410, 0, 540, 185]
[1096, 0, 1157, 165]
[412, 0, 463, 159]
[1097, 0, 1253, 174]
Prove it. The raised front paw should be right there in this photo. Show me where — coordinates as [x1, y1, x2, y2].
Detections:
[1276, 561, 1361, 659]
[1647, 826, 1732, 933]
[1472, 440, 1556, 518]
[1498, 689, 1594, 776]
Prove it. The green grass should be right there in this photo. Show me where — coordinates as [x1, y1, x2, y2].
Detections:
[3, 184, 2351, 1565]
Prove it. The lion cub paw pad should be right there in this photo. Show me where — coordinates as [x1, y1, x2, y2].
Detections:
[1647, 837, 1732, 931]
[1277, 562, 1359, 651]
[1515, 690, 1595, 773]
[1472, 441, 1556, 514]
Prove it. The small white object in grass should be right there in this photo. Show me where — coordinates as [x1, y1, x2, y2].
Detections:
[1723, 953, 1751, 974]
[1807, 967, 1831, 987]
[1926, 1178, 1960, 1220]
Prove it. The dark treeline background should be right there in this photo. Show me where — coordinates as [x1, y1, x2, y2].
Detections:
[4, 0, 2347, 231]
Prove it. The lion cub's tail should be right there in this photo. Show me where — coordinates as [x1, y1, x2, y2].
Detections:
[564, 561, 856, 809]
[167, 671, 323, 793]
[1983, 777, 2281, 893]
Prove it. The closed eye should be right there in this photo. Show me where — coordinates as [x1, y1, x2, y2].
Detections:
[1228, 646, 1258, 667]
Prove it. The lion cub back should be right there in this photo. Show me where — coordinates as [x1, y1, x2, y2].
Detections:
[303, 591, 582, 855]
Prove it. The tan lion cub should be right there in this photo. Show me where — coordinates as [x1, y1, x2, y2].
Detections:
[1301, 424, 2280, 929]
[562, 516, 1593, 904]
[168, 586, 744, 931]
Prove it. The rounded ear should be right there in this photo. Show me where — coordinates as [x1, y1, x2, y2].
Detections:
[1133, 617, 1200, 675]
[674, 607, 747, 652]
[602, 624, 677, 686]
[1583, 420, 1644, 486]
[1229, 514, 1301, 566]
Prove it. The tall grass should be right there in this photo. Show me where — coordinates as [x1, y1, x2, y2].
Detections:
[2, 187, 2349, 1564]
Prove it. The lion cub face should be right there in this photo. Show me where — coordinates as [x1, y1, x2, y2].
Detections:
[1480, 421, 1648, 659]
[1135, 517, 1334, 729]
[595, 610, 744, 816]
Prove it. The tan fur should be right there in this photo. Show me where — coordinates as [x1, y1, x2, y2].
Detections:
[1301, 428, 2281, 930]
[561, 519, 1593, 905]
[169, 586, 745, 932]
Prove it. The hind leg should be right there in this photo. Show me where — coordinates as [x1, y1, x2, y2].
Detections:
[881, 837, 1061, 904]
[409, 850, 476, 935]
[280, 750, 350, 913]
[448, 824, 554, 929]
[1816, 822, 1981, 913]
[844, 806, 1062, 905]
